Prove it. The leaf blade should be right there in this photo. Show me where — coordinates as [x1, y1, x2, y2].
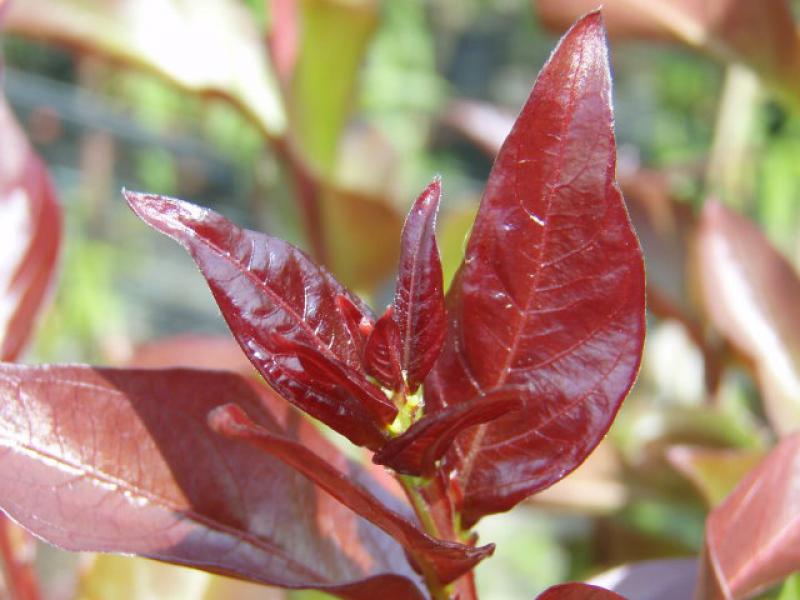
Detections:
[425, 12, 645, 526]
[0, 364, 425, 598]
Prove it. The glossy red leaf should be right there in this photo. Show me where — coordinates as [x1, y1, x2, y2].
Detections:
[124, 191, 396, 447]
[374, 388, 524, 477]
[364, 307, 404, 391]
[536, 582, 626, 599]
[0, 96, 62, 361]
[425, 12, 645, 527]
[336, 293, 374, 346]
[698, 433, 800, 599]
[698, 200, 800, 435]
[394, 177, 446, 392]
[0, 364, 426, 598]
[270, 335, 392, 449]
[210, 403, 493, 585]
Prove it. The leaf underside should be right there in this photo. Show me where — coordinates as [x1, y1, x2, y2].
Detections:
[425, 12, 646, 527]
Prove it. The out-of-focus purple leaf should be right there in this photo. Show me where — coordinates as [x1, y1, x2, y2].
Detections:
[0, 364, 426, 598]
[0, 96, 62, 362]
[699, 433, 800, 599]
[394, 177, 446, 392]
[210, 403, 493, 586]
[588, 558, 698, 600]
[124, 191, 396, 448]
[426, 12, 645, 527]
[4, 0, 286, 137]
[697, 200, 800, 435]
[536, 582, 626, 599]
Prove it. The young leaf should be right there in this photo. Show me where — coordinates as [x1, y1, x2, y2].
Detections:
[425, 12, 645, 526]
[394, 177, 446, 392]
[536, 582, 626, 599]
[124, 191, 397, 447]
[697, 200, 800, 435]
[374, 388, 524, 477]
[0, 364, 426, 598]
[0, 96, 62, 362]
[363, 307, 404, 390]
[699, 433, 800, 600]
[210, 404, 493, 585]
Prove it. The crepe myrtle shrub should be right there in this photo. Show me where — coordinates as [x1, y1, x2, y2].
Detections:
[0, 13, 644, 600]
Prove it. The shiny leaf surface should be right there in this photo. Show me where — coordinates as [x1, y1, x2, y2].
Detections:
[124, 191, 396, 447]
[0, 364, 425, 598]
[4, 0, 286, 137]
[209, 403, 493, 585]
[536, 582, 626, 599]
[394, 177, 446, 392]
[425, 12, 645, 526]
[698, 200, 800, 435]
[700, 433, 800, 599]
[0, 96, 62, 362]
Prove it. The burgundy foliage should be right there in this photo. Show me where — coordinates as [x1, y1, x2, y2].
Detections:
[536, 582, 626, 599]
[0, 11, 650, 600]
[0, 96, 62, 362]
[425, 12, 645, 526]
[0, 364, 427, 598]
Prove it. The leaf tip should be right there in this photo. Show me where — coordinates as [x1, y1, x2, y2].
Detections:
[207, 403, 252, 438]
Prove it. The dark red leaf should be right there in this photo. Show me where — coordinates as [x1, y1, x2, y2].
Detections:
[336, 293, 374, 346]
[0, 364, 425, 598]
[0, 96, 62, 361]
[374, 388, 524, 477]
[394, 177, 446, 391]
[425, 12, 645, 527]
[699, 433, 800, 599]
[536, 582, 626, 599]
[270, 335, 393, 449]
[124, 191, 396, 447]
[364, 306, 404, 390]
[210, 403, 493, 585]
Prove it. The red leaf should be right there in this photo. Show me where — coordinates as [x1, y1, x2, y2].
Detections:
[124, 191, 396, 447]
[425, 12, 645, 527]
[536, 582, 626, 599]
[0, 364, 425, 598]
[374, 388, 524, 477]
[127, 334, 254, 375]
[394, 177, 446, 391]
[210, 403, 493, 585]
[697, 200, 800, 435]
[0, 96, 62, 361]
[364, 307, 403, 390]
[336, 293, 374, 346]
[699, 433, 800, 599]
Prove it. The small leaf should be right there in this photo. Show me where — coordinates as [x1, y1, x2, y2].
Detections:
[374, 388, 524, 477]
[536, 582, 626, 599]
[697, 200, 800, 435]
[124, 191, 396, 447]
[209, 403, 493, 585]
[0, 95, 62, 361]
[0, 364, 425, 597]
[364, 307, 404, 390]
[394, 177, 446, 392]
[4, 0, 286, 137]
[425, 12, 645, 527]
[699, 433, 800, 599]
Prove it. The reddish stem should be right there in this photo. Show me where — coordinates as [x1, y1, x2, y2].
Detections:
[0, 515, 40, 600]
